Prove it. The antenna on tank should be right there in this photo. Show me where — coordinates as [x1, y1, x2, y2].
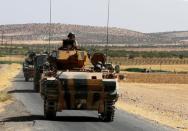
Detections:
[106, 0, 110, 63]
[48, 0, 52, 53]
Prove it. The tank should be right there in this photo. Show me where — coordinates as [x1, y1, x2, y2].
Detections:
[33, 54, 48, 92]
[39, 40, 119, 122]
[22, 52, 35, 82]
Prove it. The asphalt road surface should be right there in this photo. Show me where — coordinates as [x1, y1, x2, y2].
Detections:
[7, 73, 175, 131]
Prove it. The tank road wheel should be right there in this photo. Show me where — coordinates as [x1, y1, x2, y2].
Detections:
[44, 99, 57, 120]
[99, 101, 115, 122]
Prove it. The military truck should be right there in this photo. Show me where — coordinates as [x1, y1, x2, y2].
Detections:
[23, 52, 35, 82]
[33, 54, 48, 92]
[38, 40, 119, 122]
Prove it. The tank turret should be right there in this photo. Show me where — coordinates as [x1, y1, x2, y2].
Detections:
[47, 39, 91, 71]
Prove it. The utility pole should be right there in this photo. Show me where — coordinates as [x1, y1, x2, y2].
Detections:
[106, 0, 110, 63]
[1, 31, 5, 57]
[10, 36, 13, 54]
[9, 36, 13, 64]
[1, 31, 4, 45]
[48, 0, 52, 53]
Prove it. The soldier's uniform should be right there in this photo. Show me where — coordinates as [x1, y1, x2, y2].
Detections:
[59, 33, 78, 50]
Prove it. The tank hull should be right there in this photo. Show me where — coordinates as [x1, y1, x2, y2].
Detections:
[40, 72, 118, 121]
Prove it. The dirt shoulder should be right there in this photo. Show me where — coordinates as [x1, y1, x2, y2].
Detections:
[0, 64, 21, 91]
[0, 64, 33, 130]
[0, 64, 21, 113]
[117, 82, 188, 131]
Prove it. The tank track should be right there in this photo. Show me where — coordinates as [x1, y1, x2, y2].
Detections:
[43, 83, 58, 120]
[99, 100, 115, 122]
[44, 99, 57, 120]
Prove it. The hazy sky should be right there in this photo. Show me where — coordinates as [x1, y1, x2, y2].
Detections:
[1, 0, 188, 33]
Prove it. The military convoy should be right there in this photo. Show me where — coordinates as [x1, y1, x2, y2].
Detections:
[25, 39, 119, 122]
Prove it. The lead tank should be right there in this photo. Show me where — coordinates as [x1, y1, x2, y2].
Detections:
[39, 40, 119, 122]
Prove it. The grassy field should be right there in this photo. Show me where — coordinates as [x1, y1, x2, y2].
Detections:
[110, 47, 188, 52]
[123, 73, 188, 84]
[110, 57, 188, 65]
[0, 55, 24, 63]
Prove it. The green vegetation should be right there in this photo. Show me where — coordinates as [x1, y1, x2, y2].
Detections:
[107, 50, 188, 58]
[123, 68, 170, 73]
[83, 46, 188, 58]
[0, 44, 188, 59]
[0, 45, 28, 56]
[0, 44, 58, 56]
[124, 68, 147, 72]
[0, 61, 22, 64]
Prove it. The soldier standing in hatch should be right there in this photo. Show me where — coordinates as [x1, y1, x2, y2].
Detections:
[59, 32, 79, 50]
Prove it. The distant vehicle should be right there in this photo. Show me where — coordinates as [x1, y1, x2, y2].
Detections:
[36, 39, 119, 122]
[23, 52, 35, 82]
[33, 54, 48, 92]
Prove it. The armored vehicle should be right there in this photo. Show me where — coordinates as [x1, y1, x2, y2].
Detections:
[33, 54, 48, 92]
[39, 40, 119, 122]
[23, 52, 35, 81]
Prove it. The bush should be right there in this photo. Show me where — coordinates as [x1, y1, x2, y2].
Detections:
[179, 55, 184, 59]
[124, 68, 171, 73]
[124, 68, 146, 72]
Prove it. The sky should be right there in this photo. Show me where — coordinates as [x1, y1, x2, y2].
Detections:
[0, 0, 188, 33]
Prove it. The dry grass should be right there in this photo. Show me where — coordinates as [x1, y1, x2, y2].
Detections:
[0, 55, 24, 62]
[0, 91, 11, 102]
[0, 64, 21, 112]
[117, 83, 188, 130]
[117, 68, 188, 130]
[124, 73, 188, 84]
[0, 64, 21, 91]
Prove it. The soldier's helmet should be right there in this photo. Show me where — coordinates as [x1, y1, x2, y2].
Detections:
[68, 32, 75, 39]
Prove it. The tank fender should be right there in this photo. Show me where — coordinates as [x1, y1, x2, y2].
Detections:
[103, 80, 117, 93]
[103, 80, 119, 102]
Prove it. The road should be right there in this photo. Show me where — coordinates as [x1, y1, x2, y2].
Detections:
[5, 73, 175, 131]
